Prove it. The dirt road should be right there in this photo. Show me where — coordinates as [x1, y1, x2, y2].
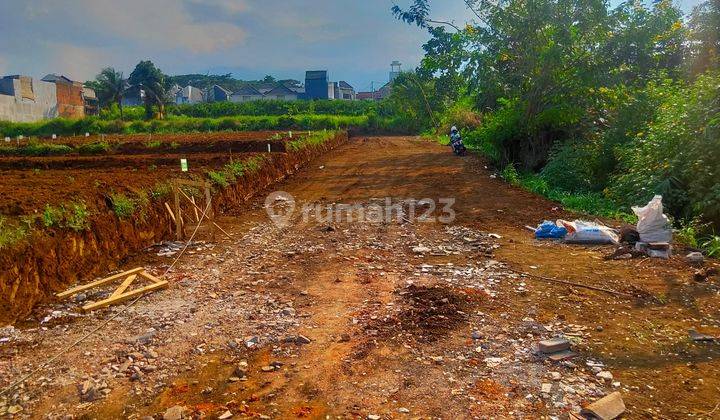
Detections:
[1, 136, 719, 419]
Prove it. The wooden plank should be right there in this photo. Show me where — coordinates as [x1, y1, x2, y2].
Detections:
[173, 183, 182, 240]
[190, 196, 199, 222]
[138, 270, 164, 285]
[56, 267, 145, 299]
[164, 202, 176, 223]
[82, 281, 168, 312]
[109, 274, 137, 299]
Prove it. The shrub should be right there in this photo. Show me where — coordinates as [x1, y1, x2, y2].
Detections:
[77, 141, 111, 155]
[0, 217, 28, 249]
[207, 171, 229, 187]
[110, 193, 136, 218]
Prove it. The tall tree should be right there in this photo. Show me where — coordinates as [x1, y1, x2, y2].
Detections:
[128, 60, 168, 119]
[686, 0, 720, 76]
[93, 67, 126, 118]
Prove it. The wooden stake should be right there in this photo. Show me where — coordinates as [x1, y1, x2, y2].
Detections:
[56, 267, 145, 299]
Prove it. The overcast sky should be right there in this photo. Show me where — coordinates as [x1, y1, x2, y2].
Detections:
[0, 0, 703, 92]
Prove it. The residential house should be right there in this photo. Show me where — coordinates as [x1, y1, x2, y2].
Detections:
[42, 73, 85, 119]
[176, 85, 203, 104]
[0, 75, 58, 122]
[264, 85, 299, 101]
[206, 84, 231, 102]
[337, 81, 356, 100]
[82, 86, 99, 116]
[230, 85, 264, 102]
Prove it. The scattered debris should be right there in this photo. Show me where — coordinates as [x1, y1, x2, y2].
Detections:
[686, 251, 704, 264]
[689, 329, 716, 342]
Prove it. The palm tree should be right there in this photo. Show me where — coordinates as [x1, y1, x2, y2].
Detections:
[95, 67, 126, 118]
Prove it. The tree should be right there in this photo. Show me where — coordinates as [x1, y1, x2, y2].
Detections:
[686, 0, 720, 76]
[128, 60, 168, 119]
[93, 67, 126, 118]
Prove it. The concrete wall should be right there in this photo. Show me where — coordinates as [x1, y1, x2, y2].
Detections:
[0, 78, 58, 123]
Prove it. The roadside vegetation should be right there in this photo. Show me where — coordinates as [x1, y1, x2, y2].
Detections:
[391, 0, 720, 253]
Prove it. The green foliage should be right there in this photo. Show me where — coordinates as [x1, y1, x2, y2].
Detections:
[287, 130, 337, 151]
[0, 141, 72, 156]
[609, 71, 720, 226]
[702, 235, 720, 257]
[207, 171, 229, 187]
[77, 141, 111, 155]
[110, 193, 136, 219]
[0, 217, 28, 249]
[168, 100, 379, 119]
[41, 202, 90, 231]
[145, 140, 162, 148]
[500, 164, 520, 186]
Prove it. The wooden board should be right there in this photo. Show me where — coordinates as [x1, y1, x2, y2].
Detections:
[56, 267, 145, 299]
[56, 267, 168, 312]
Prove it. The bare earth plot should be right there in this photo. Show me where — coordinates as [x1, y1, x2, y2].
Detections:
[1, 136, 719, 418]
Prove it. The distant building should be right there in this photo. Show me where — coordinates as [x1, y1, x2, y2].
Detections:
[389, 61, 402, 82]
[230, 85, 264, 102]
[121, 86, 145, 107]
[0, 75, 58, 122]
[82, 86, 99, 116]
[305, 70, 329, 100]
[265, 84, 299, 101]
[42, 73, 85, 119]
[206, 84, 231, 102]
[176, 85, 203, 104]
[337, 81, 356, 100]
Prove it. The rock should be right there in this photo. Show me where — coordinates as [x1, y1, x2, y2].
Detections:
[580, 391, 625, 420]
[7, 405, 22, 414]
[338, 333, 351, 342]
[471, 330, 482, 340]
[367, 415, 381, 420]
[541, 383, 553, 393]
[261, 366, 275, 372]
[539, 338, 570, 354]
[245, 336, 260, 348]
[689, 329, 716, 342]
[550, 372, 562, 381]
[295, 335, 312, 345]
[412, 246, 431, 254]
[686, 252, 704, 264]
[547, 350, 577, 362]
[163, 405, 187, 420]
[597, 371, 614, 381]
[218, 410, 233, 419]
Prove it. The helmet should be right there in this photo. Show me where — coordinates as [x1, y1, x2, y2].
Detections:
[451, 126, 458, 133]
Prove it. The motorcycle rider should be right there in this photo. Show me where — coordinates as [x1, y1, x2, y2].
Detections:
[449, 126, 466, 155]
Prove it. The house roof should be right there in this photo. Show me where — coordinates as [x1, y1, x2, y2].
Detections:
[265, 85, 297, 96]
[305, 70, 327, 80]
[338, 81, 354, 89]
[232, 85, 263, 96]
[41, 74, 75, 84]
[178, 85, 203, 101]
[212, 84, 231, 95]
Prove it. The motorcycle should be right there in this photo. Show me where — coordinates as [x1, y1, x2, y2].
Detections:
[451, 139, 467, 156]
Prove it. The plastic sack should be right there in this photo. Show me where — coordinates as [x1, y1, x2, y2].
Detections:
[535, 220, 568, 239]
[563, 220, 619, 244]
[632, 195, 672, 243]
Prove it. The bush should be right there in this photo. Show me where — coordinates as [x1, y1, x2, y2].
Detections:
[110, 193, 136, 218]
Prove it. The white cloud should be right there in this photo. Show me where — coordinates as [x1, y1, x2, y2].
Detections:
[84, 0, 246, 53]
[45, 43, 114, 81]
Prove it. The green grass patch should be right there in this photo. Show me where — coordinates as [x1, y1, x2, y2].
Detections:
[110, 193, 136, 218]
[0, 217, 29, 249]
[42, 202, 92, 231]
[77, 141, 111, 155]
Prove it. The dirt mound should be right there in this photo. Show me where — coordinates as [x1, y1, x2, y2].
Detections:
[367, 285, 471, 343]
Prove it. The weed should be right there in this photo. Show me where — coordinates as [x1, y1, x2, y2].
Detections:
[145, 140, 162, 148]
[208, 171, 229, 187]
[151, 182, 172, 199]
[42, 205, 63, 228]
[0, 217, 28, 249]
[65, 202, 90, 231]
[110, 193, 136, 218]
[501, 164, 520, 186]
[701, 235, 720, 257]
[77, 141, 111, 155]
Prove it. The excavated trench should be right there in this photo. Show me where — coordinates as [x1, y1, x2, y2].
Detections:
[0, 131, 348, 324]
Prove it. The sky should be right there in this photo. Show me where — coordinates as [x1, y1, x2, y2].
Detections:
[0, 0, 703, 92]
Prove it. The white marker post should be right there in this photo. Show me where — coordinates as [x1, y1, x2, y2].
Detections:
[267, 143, 271, 153]
[180, 158, 188, 172]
